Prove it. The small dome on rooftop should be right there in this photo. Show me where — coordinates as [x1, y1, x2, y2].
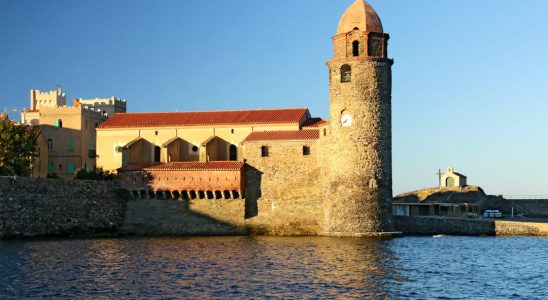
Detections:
[337, 0, 383, 34]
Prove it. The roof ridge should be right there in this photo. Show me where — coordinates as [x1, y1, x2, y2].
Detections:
[113, 107, 309, 115]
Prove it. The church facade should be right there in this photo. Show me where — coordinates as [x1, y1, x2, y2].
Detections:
[97, 0, 395, 236]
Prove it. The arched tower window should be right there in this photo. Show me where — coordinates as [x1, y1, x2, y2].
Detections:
[229, 145, 237, 161]
[154, 146, 161, 163]
[341, 65, 351, 83]
[352, 41, 360, 57]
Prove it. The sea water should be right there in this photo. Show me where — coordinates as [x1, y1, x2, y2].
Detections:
[0, 236, 547, 299]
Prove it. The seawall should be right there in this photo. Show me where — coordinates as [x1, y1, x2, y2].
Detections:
[0, 177, 126, 238]
[2, 177, 548, 239]
[395, 216, 548, 236]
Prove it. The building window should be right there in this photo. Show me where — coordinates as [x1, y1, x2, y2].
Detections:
[54, 119, 63, 128]
[231, 129, 234, 134]
[68, 161, 75, 174]
[47, 162, 53, 174]
[154, 146, 161, 163]
[229, 145, 237, 161]
[352, 41, 360, 57]
[323, 128, 327, 136]
[191, 145, 199, 153]
[261, 146, 269, 157]
[67, 139, 74, 151]
[155, 131, 158, 136]
[47, 139, 53, 150]
[303, 146, 311, 156]
[59, 164, 62, 171]
[341, 65, 351, 83]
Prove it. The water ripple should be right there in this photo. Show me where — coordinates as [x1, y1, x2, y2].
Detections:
[0, 236, 546, 299]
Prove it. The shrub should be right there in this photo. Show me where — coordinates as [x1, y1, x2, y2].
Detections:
[75, 168, 115, 180]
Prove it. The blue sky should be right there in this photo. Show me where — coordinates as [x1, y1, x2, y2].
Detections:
[1, 0, 547, 195]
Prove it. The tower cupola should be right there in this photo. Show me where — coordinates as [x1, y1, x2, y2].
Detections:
[331, 0, 389, 60]
[337, 0, 383, 34]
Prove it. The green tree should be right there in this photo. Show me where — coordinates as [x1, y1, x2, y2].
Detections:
[0, 119, 39, 176]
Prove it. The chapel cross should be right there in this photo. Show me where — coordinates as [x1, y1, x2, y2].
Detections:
[436, 169, 443, 187]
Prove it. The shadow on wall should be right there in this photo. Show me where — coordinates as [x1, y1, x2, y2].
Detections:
[244, 165, 262, 219]
[121, 198, 248, 236]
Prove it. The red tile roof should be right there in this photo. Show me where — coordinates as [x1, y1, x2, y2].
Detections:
[118, 161, 244, 172]
[302, 118, 328, 128]
[99, 108, 309, 129]
[243, 130, 319, 142]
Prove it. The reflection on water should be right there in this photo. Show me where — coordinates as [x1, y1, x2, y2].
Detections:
[0, 236, 547, 299]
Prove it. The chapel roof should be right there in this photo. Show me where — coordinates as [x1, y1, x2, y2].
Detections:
[243, 130, 319, 142]
[98, 108, 309, 129]
[337, 0, 383, 34]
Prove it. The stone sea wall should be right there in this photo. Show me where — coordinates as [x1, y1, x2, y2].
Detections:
[0, 177, 126, 238]
[3, 176, 548, 239]
[482, 196, 548, 218]
[395, 216, 548, 236]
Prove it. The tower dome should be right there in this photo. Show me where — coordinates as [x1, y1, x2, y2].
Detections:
[337, 0, 383, 34]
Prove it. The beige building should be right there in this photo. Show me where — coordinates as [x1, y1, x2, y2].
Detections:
[441, 167, 468, 188]
[96, 108, 322, 172]
[21, 86, 125, 178]
[76, 96, 127, 117]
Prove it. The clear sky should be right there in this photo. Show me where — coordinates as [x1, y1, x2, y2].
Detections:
[1, 0, 547, 196]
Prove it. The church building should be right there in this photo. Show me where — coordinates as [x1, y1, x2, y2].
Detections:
[440, 167, 468, 188]
[96, 0, 395, 236]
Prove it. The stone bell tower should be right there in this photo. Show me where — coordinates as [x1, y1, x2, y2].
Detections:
[323, 0, 394, 236]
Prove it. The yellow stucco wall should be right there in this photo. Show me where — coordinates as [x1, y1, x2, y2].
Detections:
[97, 123, 300, 172]
[22, 105, 106, 178]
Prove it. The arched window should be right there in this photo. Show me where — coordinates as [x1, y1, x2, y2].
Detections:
[341, 65, 351, 83]
[154, 146, 161, 163]
[352, 41, 360, 57]
[47, 139, 53, 150]
[229, 145, 237, 161]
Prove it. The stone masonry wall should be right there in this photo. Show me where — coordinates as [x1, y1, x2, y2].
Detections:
[323, 58, 394, 235]
[243, 139, 324, 235]
[121, 199, 247, 236]
[395, 216, 548, 236]
[0, 177, 126, 238]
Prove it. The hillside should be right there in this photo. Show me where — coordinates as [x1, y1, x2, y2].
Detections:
[394, 185, 488, 204]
